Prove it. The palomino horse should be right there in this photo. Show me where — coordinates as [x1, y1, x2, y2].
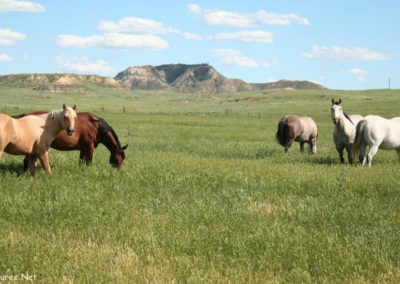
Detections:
[353, 115, 400, 167]
[331, 99, 363, 164]
[276, 115, 318, 154]
[0, 104, 77, 176]
[16, 112, 128, 170]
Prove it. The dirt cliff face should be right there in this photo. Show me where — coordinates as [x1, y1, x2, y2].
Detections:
[114, 64, 254, 93]
[0, 65, 326, 93]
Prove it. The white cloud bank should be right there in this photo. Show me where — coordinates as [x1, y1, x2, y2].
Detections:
[208, 49, 272, 68]
[55, 54, 115, 74]
[57, 33, 169, 50]
[98, 17, 179, 35]
[303, 45, 393, 61]
[187, 4, 309, 27]
[0, 52, 12, 61]
[0, 0, 45, 13]
[0, 28, 27, 45]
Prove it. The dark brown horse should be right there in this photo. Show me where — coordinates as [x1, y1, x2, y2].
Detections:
[276, 115, 318, 154]
[15, 112, 127, 169]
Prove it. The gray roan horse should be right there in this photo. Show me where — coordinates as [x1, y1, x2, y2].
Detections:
[276, 115, 318, 154]
[331, 99, 363, 164]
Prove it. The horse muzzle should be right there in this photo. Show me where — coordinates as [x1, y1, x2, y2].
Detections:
[332, 117, 339, 124]
[66, 127, 74, 136]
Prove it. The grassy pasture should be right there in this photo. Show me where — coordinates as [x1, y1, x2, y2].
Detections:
[0, 86, 400, 282]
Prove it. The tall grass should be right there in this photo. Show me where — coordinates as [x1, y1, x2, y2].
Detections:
[0, 87, 400, 282]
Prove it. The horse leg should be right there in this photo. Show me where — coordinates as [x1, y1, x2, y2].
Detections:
[366, 145, 379, 167]
[28, 155, 38, 177]
[397, 148, 400, 163]
[335, 145, 345, 163]
[300, 142, 305, 153]
[38, 152, 51, 175]
[345, 145, 353, 164]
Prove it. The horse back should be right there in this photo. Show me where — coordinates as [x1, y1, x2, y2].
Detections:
[299, 115, 318, 139]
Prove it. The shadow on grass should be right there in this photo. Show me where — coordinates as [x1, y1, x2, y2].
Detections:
[0, 161, 26, 176]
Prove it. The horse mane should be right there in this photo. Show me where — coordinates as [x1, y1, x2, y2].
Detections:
[97, 116, 122, 146]
[343, 112, 354, 124]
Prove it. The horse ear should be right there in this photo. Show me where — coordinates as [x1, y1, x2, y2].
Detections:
[338, 99, 342, 104]
[122, 144, 128, 150]
[63, 103, 67, 110]
[73, 104, 77, 110]
[331, 99, 334, 104]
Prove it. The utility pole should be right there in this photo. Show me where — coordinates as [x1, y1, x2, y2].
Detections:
[388, 78, 391, 89]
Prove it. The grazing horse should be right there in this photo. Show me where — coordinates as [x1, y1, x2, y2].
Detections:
[0, 104, 77, 176]
[276, 115, 318, 154]
[16, 112, 127, 170]
[353, 115, 400, 167]
[331, 99, 363, 164]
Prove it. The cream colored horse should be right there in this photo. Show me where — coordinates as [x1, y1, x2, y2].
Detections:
[331, 99, 363, 164]
[353, 114, 400, 167]
[0, 104, 77, 176]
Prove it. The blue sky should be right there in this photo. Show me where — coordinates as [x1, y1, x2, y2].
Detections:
[0, 0, 398, 90]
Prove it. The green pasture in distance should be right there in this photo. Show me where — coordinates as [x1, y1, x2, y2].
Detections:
[0, 86, 399, 282]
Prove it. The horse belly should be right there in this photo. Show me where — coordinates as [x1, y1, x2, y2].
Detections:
[4, 142, 32, 155]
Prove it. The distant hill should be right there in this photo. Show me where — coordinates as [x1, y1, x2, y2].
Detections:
[0, 64, 326, 93]
[114, 64, 253, 93]
[252, 79, 326, 90]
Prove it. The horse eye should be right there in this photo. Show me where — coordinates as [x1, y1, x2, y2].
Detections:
[64, 116, 68, 121]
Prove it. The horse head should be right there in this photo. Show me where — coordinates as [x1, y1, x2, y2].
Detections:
[62, 103, 77, 136]
[109, 144, 128, 170]
[331, 99, 342, 124]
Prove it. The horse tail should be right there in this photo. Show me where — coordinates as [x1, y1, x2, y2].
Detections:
[276, 120, 288, 146]
[352, 120, 366, 157]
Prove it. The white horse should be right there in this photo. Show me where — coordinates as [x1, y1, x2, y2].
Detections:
[353, 115, 400, 167]
[331, 99, 363, 164]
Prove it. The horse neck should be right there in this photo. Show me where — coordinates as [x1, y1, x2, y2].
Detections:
[337, 111, 354, 132]
[97, 122, 121, 153]
[44, 111, 64, 136]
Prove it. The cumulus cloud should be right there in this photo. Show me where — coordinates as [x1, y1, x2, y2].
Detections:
[55, 53, 115, 74]
[208, 49, 269, 68]
[0, 0, 45, 13]
[0, 52, 12, 61]
[213, 30, 273, 43]
[0, 28, 27, 45]
[303, 45, 393, 61]
[187, 3, 309, 27]
[98, 17, 179, 34]
[57, 33, 169, 50]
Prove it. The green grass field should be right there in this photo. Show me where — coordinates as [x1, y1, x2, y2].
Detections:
[0, 86, 399, 282]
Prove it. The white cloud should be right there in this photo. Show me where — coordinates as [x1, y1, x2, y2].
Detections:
[57, 33, 169, 50]
[348, 68, 369, 82]
[213, 30, 273, 43]
[98, 17, 179, 34]
[55, 53, 115, 74]
[208, 49, 267, 67]
[187, 3, 309, 27]
[349, 68, 368, 75]
[0, 52, 12, 61]
[183, 32, 203, 40]
[0, 28, 27, 45]
[0, 0, 45, 13]
[303, 45, 393, 61]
